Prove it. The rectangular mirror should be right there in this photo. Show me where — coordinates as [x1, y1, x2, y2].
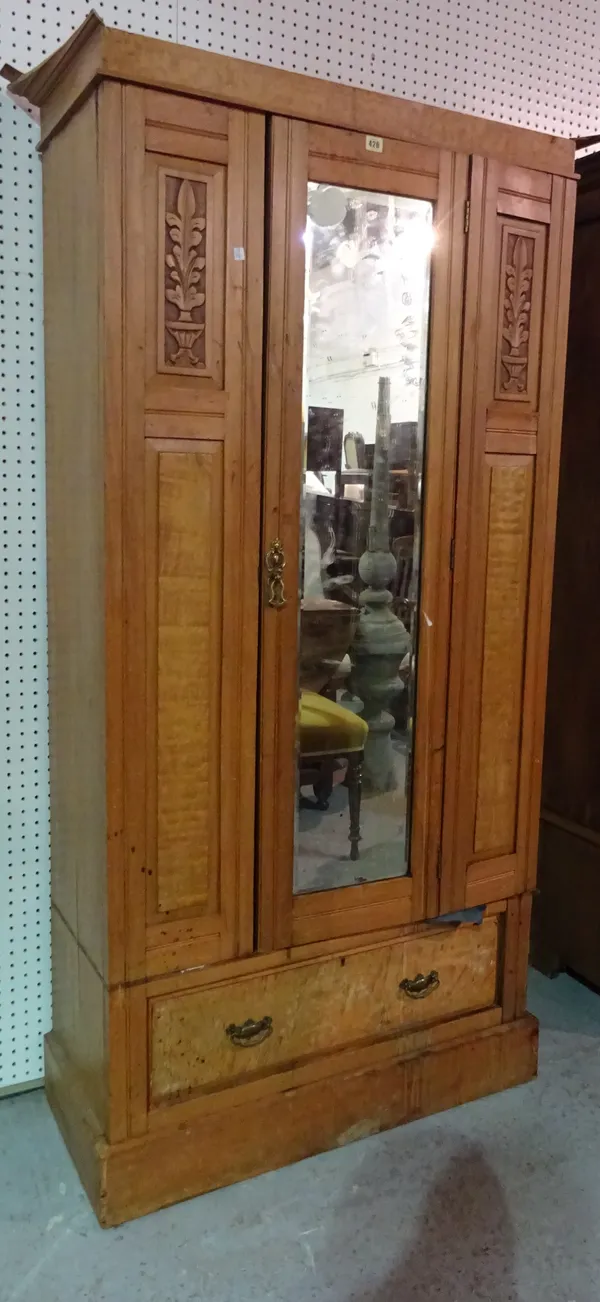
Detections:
[294, 182, 433, 895]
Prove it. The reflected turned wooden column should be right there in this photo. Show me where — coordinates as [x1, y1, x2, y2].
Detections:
[350, 375, 410, 793]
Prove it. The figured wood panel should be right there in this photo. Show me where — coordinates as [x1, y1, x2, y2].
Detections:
[474, 457, 533, 854]
[441, 157, 575, 913]
[152, 445, 223, 916]
[150, 917, 499, 1102]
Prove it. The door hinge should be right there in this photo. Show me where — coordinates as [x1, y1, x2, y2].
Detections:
[449, 536, 455, 571]
[464, 199, 470, 234]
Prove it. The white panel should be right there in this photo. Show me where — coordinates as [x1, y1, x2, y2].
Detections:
[2, 0, 176, 68]
[0, 0, 595, 1091]
[177, 0, 600, 136]
[0, 0, 177, 1094]
[0, 94, 50, 1092]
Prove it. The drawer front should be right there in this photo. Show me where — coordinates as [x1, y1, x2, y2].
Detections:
[150, 917, 499, 1103]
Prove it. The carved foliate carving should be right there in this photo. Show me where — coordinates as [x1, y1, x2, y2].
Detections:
[500, 234, 533, 395]
[163, 175, 207, 370]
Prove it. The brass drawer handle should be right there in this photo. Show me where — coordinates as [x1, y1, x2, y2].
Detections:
[399, 970, 440, 1000]
[225, 1015, 273, 1048]
[265, 538, 286, 608]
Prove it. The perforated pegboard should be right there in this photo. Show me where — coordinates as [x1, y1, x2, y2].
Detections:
[176, 0, 600, 136]
[1, 0, 599, 1092]
[0, 91, 49, 1093]
[0, 1, 176, 1095]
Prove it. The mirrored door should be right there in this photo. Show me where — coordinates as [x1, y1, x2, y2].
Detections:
[259, 119, 467, 949]
[296, 181, 432, 895]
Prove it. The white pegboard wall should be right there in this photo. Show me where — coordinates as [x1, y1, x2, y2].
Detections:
[0, 0, 177, 1094]
[176, 0, 600, 137]
[0, 92, 49, 1092]
[2, 0, 176, 69]
[2, 1, 600, 135]
[1, 0, 599, 1092]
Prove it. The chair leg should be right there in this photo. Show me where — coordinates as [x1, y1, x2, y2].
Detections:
[313, 759, 335, 810]
[346, 752, 362, 861]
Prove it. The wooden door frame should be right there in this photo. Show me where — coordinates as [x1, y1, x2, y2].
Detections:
[257, 116, 469, 951]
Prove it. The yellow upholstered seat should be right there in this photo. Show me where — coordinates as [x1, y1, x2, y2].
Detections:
[298, 690, 368, 757]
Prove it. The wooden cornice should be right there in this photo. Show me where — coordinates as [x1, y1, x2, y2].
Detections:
[11, 9, 576, 176]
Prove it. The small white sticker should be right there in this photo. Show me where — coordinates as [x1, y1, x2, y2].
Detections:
[365, 135, 383, 153]
[233, 246, 246, 261]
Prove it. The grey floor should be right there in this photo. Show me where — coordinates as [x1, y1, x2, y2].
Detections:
[2, 970, 600, 1301]
[296, 743, 408, 894]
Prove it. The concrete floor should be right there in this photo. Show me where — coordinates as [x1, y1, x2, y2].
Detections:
[2, 970, 600, 1302]
[296, 743, 408, 894]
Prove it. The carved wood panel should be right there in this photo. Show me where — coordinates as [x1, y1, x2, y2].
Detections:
[157, 167, 225, 383]
[474, 456, 534, 855]
[499, 233, 533, 393]
[494, 221, 546, 406]
[153, 446, 223, 915]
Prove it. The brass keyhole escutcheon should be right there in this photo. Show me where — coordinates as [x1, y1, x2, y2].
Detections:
[265, 538, 286, 608]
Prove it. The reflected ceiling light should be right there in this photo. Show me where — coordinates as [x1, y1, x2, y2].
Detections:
[308, 184, 347, 228]
[402, 222, 436, 258]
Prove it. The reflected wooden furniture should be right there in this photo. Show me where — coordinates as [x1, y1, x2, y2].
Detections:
[16, 12, 575, 1226]
[299, 598, 358, 692]
[532, 151, 600, 986]
[298, 690, 368, 861]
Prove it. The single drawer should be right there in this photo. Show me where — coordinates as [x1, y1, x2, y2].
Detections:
[150, 916, 499, 1103]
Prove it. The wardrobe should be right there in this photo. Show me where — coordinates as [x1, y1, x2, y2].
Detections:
[12, 12, 575, 1225]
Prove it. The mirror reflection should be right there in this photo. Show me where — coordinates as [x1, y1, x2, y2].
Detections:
[294, 182, 433, 895]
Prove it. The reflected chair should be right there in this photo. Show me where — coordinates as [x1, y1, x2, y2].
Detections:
[298, 690, 368, 861]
